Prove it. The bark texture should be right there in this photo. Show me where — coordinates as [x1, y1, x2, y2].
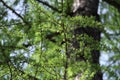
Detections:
[72, 0, 103, 80]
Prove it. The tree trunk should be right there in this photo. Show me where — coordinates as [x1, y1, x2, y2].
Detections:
[72, 0, 103, 80]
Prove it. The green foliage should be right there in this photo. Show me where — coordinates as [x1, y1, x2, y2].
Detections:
[0, 0, 120, 80]
[100, 1, 120, 80]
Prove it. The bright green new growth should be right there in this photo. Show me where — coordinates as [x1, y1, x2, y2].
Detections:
[0, 0, 120, 80]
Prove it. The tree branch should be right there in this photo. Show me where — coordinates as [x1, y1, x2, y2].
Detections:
[35, 0, 62, 13]
[0, 0, 30, 27]
[7, 62, 13, 80]
[103, 0, 120, 12]
[7, 59, 39, 80]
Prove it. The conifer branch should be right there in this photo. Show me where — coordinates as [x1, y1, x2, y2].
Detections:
[0, 0, 30, 27]
[36, 0, 62, 13]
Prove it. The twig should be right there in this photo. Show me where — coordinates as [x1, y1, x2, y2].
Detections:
[35, 0, 62, 13]
[0, 0, 30, 27]
[7, 62, 13, 80]
[61, 1, 69, 79]
[8, 59, 39, 80]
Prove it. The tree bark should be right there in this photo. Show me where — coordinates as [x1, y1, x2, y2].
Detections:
[72, 0, 103, 80]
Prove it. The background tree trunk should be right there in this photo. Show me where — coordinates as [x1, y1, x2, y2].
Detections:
[72, 0, 103, 80]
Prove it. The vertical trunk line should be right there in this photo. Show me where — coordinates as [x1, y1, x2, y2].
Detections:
[61, 0, 69, 80]
[72, 0, 103, 80]
[62, 22, 69, 80]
